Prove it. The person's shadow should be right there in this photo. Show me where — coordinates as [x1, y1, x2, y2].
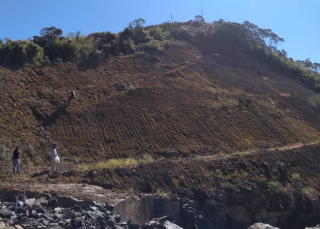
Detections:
[39, 105, 68, 128]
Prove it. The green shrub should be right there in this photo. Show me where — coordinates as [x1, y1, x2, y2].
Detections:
[100, 44, 119, 57]
[6, 40, 27, 66]
[119, 28, 133, 41]
[132, 28, 150, 44]
[0, 144, 9, 161]
[25, 144, 35, 157]
[0, 144, 6, 154]
[148, 27, 164, 41]
[0, 39, 44, 66]
[54, 58, 63, 63]
[291, 173, 301, 182]
[268, 181, 282, 191]
[309, 94, 320, 108]
[26, 42, 43, 63]
[215, 169, 222, 176]
[302, 187, 314, 197]
[118, 39, 135, 55]
[170, 29, 193, 42]
[135, 40, 164, 54]
[46, 38, 76, 61]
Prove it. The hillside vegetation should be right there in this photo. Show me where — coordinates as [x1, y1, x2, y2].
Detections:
[1, 17, 320, 90]
[1, 17, 320, 197]
[1, 17, 320, 162]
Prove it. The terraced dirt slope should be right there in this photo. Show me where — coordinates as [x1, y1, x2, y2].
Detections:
[84, 143, 320, 197]
[2, 143, 320, 203]
[0, 41, 320, 164]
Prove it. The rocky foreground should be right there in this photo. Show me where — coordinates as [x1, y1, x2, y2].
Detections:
[1, 193, 319, 229]
[0, 192, 209, 229]
[0, 198, 182, 229]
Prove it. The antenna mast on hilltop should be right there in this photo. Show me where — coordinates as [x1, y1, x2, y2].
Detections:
[171, 12, 173, 23]
[201, 7, 203, 18]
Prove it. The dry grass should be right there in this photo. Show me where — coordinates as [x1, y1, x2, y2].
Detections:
[78, 154, 153, 171]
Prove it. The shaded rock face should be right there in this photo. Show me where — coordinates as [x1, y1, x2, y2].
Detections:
[114, 190, 320, 229]
[1, 188, 320, 229]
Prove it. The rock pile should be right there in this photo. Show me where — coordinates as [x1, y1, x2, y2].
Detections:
[0, 195, 188, 229]
[0, 198, 133, 229]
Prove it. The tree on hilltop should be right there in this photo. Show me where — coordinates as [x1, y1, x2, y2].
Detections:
[128, 18, 146, 29]
[33, 26, 63, 47]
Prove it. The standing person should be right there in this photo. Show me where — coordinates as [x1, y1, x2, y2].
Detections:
[12, 146, 21, 174]
[67, 89, 75, 106]
[50, 143, 58, 174]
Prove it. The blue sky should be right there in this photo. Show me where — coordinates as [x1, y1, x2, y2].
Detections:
[1, 0, 319, 63]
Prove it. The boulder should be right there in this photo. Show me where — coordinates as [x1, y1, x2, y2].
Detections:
[48, 198, 58, 208]
[163, 220, 183, 229]
[24, 198, 36, 207]
[248, 223, 280, 229]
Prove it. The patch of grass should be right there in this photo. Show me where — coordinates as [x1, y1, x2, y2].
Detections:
[0, 144, 10, 161]
[78, 154, 154, 171]
[215, 169, 222, 176]
[302, 187, 314, 197]
[241, 171, 249, 177]
[0, 144, 6, 154]
[172, 178, 179, 186]
[310, 94, 320, 108]
[201, 167, 214, 178]
[179, 175, 185, 180]
[291, 173, 301, 183]
[268, 181, 282, 191]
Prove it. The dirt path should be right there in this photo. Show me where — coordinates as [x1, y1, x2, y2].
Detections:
[0, 182, 127, 205]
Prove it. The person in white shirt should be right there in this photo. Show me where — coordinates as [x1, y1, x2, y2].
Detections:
[50, 143, 58, 173]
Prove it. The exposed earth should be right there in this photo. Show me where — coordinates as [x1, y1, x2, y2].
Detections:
[1, 40, 320, 228]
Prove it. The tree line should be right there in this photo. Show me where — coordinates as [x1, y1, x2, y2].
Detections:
[1, 16, 320, 91]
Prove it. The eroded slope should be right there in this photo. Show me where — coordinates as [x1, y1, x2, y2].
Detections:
[0, 42, 319, 164]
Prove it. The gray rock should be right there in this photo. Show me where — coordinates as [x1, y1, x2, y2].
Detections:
[107, 218, 116, 227]
[36, 207, 46, 214]
[0, 209, 13, 218]
[163, 150, 180, 158]
[73, 205, 82, 211]
[71, 217, 84, 227]
[42, 220, 49, 226]
[90, 206, 98, 211]
[163, 220, 183, 229]
[37, 197, 48, 207]
[248, 223, 280, 229]
[306, 226, 320, 229]
[24, 198, 36, 207]
[114, 215, 121, 223]
[54, 212, 62, 220]
[142, 224, 154, 229]
[48, 198, 58, 208]
[17, 201, 24, 207]
[54, 207, 62, 212]
[215, 190, 226, 203]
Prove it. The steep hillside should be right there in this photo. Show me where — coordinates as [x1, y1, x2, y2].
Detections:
[2, 39, 320, 228]
[1, 41, 320, 165]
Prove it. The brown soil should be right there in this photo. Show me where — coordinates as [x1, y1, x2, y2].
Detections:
[1, 40, 320, 197]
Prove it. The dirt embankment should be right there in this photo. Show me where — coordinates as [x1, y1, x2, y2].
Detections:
[1, 40, 320, 206]
[1, 41, 320, 165]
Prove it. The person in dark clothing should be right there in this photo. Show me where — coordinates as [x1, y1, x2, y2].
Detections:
[67, 89, 75, 106]
[12, 146, 21, 174]
[67, 89, 72, 105]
